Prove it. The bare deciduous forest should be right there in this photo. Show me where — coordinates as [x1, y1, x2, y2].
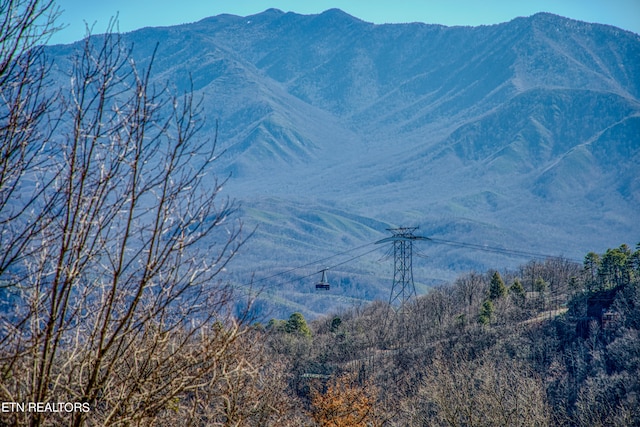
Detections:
[1, 1, 639, 426]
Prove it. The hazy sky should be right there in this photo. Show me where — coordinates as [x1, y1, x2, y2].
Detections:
[49, 0, 640, 44]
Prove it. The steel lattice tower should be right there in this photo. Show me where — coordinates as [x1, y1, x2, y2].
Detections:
[376, 227, 428, 309]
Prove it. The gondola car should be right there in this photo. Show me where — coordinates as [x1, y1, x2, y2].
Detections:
[315, 269, 330, 290]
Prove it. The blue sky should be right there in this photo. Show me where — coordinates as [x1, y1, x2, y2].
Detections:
[50, 0, 640, 44]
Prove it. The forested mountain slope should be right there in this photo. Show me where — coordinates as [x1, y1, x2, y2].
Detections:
[47, 9, 640, 316]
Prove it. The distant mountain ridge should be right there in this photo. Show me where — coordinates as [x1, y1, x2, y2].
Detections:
[48, 9, 640, 317]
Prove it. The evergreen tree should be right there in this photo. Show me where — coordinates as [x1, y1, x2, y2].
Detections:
[599, 245, 632, 288]
[534, 278, 548, 293]
[267, 318, 287, 332]
[285, 312, 312, 338]
[330, 316, 342, 333]
[533, 278, 548, 310]
[510, 279, 526, 306]
[478, 300, 494, 325]
[584, 251, 602, 291]
[489, 271, 507, 300]
[632, 243, 640, 282]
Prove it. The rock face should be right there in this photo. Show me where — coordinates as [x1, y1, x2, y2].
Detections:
[49, 9, 640, 317]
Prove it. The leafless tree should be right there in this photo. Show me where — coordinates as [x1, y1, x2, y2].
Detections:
[0, 0, 60, 280]
[413, 348, 550, 427]
[0, 7, 267, 426]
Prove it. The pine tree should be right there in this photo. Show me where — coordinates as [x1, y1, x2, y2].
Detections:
[478, 300, 494, 325]
[489, 271, 507, 300]
[584, 251, 602, 291]
[510, 279, 526, 306]
[285, 312, 312, 338]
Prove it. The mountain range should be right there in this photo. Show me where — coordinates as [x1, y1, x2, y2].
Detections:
[49, 9, 640, 318]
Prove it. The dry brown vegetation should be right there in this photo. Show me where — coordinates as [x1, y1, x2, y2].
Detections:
[261, 247, 639, 426]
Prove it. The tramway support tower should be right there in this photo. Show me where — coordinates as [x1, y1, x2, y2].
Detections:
[376, 227, 429, 310]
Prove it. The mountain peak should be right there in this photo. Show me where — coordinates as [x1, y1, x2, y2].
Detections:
[320, 8, 351, 17]
[315, 8, 364, 25]
[257, 8, 285, 16]
[244, 8, 286, 21]
[526, 11, 637, 36]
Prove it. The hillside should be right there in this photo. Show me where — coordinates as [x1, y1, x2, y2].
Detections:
[47, 9, 640, 317]
[263, 243, 640, 426]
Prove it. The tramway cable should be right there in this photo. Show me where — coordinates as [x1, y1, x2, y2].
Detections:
[427, 237, 581, 263]
[244, 230, 578, 293]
